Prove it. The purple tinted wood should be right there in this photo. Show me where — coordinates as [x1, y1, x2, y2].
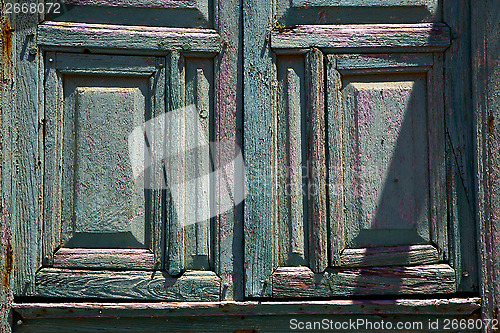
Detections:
[272, 24, 451, 52]
[64, 0, 197, 8]
[53, 249, 155, 270]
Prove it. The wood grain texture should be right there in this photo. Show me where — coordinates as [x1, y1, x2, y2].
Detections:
[276, 55, 307, 268]
[443, 0, 479, 294]
[341, 72, 430, 248]
[10, 0, 40, 297]
[35, 269, 220, 301]
[43, 53, 164, 275]
[64, 0, 198, 8]
[339, 245, 439, 267]
[10, 314, 482, 333]
[183, 57, 213, 272]
[286, 67, 305, 258]
[244, 0, 275, 297]
[336, 53, 433, 72]
[427, 54, 447, 261]
[305, 49, 327, 273]
[472, 0, 500, 327]
[0, 2, 14, 330]
[272, 265, 456, 298]
[38, 22, 221, 53]
[213, 0, 243, 301]
[271, 24, 451, 53]
[292, 0, 431, 6]
[53, 249, 155, 270]
[166, 50, 186, 277]
[42, 51, 62, 268]
[326, 55, 344, 266]
[13, 298, 481, 318]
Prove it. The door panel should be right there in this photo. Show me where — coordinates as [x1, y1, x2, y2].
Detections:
[329, 53, 447, 266]
[243, 0, 469, 297]
[44, 53, 163, 270]
[47, 0, 213, 28]
[20, 0, 239, 301]
[275, 0, 440, 26]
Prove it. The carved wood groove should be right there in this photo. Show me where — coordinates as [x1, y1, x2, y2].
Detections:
[286, 68, 305, 257]
[272, 265, 456, 298]
[38, 22, 222, 53]
[35, 269, 220, 301]
[271, 24, 451, 53]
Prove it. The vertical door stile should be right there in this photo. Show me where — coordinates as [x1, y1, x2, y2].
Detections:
[428, 53, 447, 261]
[42, 52, 62, 268]
[150, 57, 166, 269]
[326, 55, 345, 267]
[286, 67, 305, 259]
[305, 48, 328, 273]
[167, 50, 186, 276]
[195, 67, 210, 259]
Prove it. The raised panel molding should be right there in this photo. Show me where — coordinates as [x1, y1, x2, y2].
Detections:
[38, 22, 222, 54]
[271, 24, 451, 53]
[64, 0, 198, 9]
[47, 0, 212, 28]
[266, 48, 453, 296]
[37, 50, 219, 299]
[291, 0, 431, 7]
[272, 265, 457, 298]
[35, 269, 220, 301]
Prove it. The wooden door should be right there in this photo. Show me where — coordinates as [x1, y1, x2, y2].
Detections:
[9, 0, 242, 301]
[244, 0, 478, 298]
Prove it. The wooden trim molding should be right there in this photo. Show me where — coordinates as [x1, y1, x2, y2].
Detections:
[53, 249, 156, 270]
[271, 24, 451, 53]
[472, 0, 500, 328]
[13, 298, 481, 318]
[291, 0, 432, 7]
[272, 266, 457, 298]
[34, 269, 220, 301]
[37, 22, 222, 53]
[63, 0, 198, 8]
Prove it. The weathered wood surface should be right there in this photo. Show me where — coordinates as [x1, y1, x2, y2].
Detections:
[53, 249, 155, 270]
[443, 0, 479, 294]
[472, 0, 500, 328]
[340, 71, 431, 249]
[292, 0, 432, 6]
[271, 24, 451, 52]
[14, 298, 481, 318]
[11, 312, 482, 333]
[38, 22, 221, 53]
[340, 245, 439, 267]
[336, 53, 434, 72]
[64, 0, 198, 8]
[9, 0, 40, 299]
[272, 265, 456, 298]
[244, 0, 275, 298]
[212, 0, 242, 300]
[35, 269, 220, 301]
[42, 53, 164, 274]
[277, 0, 440, 26]
[427, 54, 448, 261]
[276, 55, 307, 268]
[1, 1, 13, 331]
[305, 49, 328, 273]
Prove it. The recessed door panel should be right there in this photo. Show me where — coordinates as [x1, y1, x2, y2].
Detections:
[341, 74, 429, 249]
[47, 0, 213, 28]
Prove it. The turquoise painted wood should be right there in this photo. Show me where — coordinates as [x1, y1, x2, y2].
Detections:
[2, 0, 241, 304]
[244, 0, 478, 299]
[2, 0, 498, 330]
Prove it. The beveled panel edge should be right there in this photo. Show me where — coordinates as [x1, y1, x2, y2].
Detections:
[38, 22, 222, 53]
